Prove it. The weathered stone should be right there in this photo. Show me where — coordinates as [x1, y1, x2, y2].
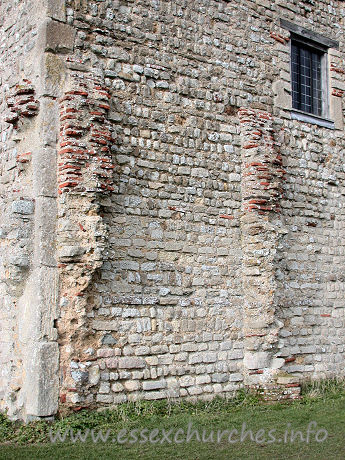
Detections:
[123, 380, 140, 391]
[46, 0, 66, 22]
[105, 359, 118, 369]
[25, 342, 59, 417]
[12, 200, 34, 215]
[44, 19, 76, 53]
[276, 374, 300, 385]
[112, 382, 124, 392]
[118, 357, 146, 369]
[89, 366, 100, 386]
[142, 380, 166, 391]
[92, 321, 118, 331]
[101, 334, 117, 345]
[243, 352, 270, 370]
[58, 246, 85, 261]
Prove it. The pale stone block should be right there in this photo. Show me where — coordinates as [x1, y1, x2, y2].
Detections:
[118, 357, 146, 369]
[46, 0, 66, 22]
[123, 380, 140, 391]
[89, 366, 100, 386]
[25, 342, 59, 417]
[243, 351, 270, 370]
[142, 380, 166, 390]
[44, 19, 76, 53]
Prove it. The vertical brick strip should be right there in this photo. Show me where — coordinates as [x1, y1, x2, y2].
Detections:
[57, 70, 114, 406]
[58, 72, 114, 194]
[238, 108, 295, 395]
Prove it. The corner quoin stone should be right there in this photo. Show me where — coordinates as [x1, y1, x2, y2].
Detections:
[44, 19, 76, 54]
[25, 342, 59, 417]
[45, 0, 66, 22]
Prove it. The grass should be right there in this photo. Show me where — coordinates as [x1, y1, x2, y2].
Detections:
[0, 379, 344, 459]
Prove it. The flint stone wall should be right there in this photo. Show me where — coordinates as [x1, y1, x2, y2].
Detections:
[0, 0, 345, 419]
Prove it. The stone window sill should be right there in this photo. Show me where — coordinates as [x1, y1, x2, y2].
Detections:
[290, 109, 335, 129]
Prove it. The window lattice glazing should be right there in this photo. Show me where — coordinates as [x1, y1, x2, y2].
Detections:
[291, 42, 322, 116]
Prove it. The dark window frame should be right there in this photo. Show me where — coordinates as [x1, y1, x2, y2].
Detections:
[291, 37, 327, 117]
[280, 19, 339, 128]
[290, 34, 328, 119]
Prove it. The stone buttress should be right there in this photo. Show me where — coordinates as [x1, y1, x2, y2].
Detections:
[238, 108, 300, 399]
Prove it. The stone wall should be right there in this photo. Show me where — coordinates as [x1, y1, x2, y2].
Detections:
[0, 0, 43, 418]
[1, 0, 345, 419]
[0, 0, 64, 419]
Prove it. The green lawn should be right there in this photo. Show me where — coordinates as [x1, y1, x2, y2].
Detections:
[1, 382, 344, 459]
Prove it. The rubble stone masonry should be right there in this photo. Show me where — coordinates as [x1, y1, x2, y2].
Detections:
[0, 0, 345, 419]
